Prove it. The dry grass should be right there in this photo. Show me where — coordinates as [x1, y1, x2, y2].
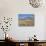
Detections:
[19, 20, 34, 26]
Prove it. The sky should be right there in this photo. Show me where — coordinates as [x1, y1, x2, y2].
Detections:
[19, 14, 34, 20]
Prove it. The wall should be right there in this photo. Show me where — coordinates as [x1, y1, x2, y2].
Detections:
[0, 0, 46, 40]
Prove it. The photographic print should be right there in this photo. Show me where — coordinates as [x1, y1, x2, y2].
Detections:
[18, 14, 34, 26]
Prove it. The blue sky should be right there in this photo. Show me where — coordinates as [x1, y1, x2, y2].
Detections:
[19, 14, 34, 20]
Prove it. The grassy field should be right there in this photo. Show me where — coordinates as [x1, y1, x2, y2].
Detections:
[19, 19, 34, 26]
